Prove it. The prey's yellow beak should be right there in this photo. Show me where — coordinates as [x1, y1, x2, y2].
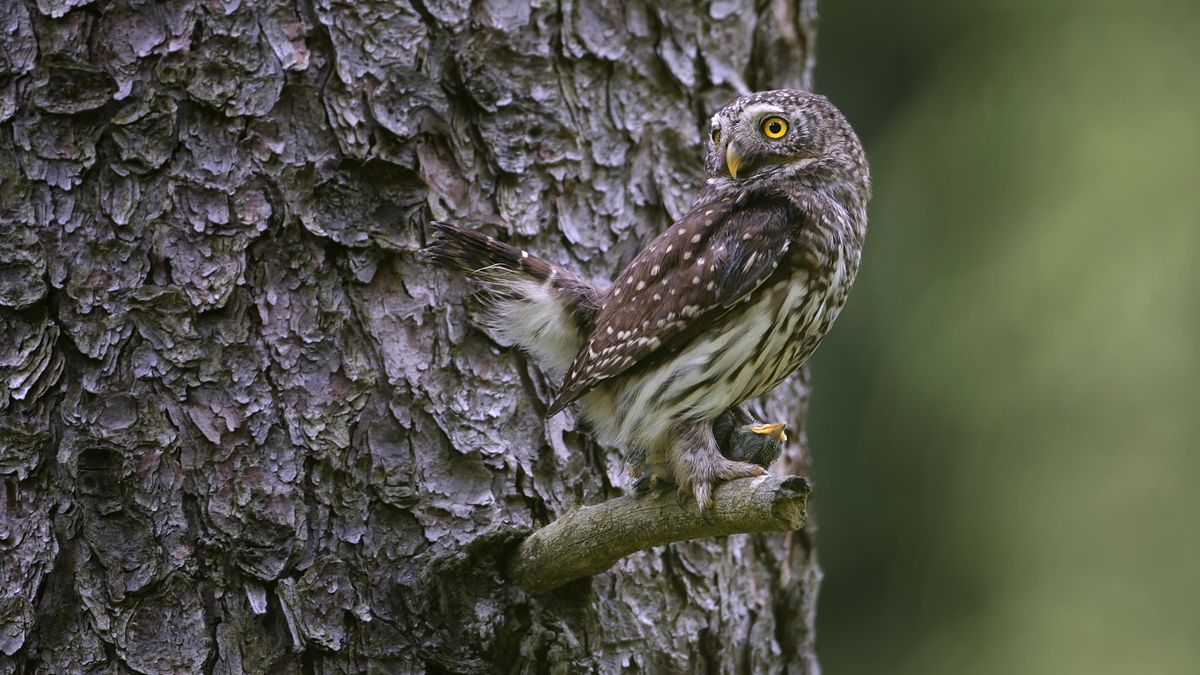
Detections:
[751, 422, 787, 442]
[726, 142, 743, 179]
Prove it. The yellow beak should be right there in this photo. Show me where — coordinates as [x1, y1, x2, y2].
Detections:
[751, 422, 787, 442]
[726, 142, 743, 179]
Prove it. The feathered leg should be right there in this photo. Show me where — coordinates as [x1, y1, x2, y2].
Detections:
[668, 420, 766, 521]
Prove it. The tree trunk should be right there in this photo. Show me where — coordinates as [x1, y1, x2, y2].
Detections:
[0, 0, 822, 671]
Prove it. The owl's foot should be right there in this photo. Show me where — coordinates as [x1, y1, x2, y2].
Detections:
[669, 421, 766, 522]
[712, 405, 787, 469]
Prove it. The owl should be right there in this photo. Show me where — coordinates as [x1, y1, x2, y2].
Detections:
[428, 89, 870, 519]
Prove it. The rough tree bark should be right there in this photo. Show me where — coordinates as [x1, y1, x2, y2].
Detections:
[0, 0, 822, 672]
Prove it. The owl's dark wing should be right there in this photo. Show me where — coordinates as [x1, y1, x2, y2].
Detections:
[546, 196, 798, 416]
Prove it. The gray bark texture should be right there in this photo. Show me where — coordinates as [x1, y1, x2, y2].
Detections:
[0, 0, 822, 672]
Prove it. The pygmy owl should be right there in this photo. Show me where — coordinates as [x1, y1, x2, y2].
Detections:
[428, 89, 870, 518]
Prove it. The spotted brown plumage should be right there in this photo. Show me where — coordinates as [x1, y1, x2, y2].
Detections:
[427, 89, 870, 518]
[546, 195, 797, 415]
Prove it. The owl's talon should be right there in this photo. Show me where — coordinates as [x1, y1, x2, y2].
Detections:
[676, 488, 692, 511]
[696, 480, 710, 523]
[632, 474, 651, 494]
[681, 480, 716, 523]
[635, 469, 676, 496]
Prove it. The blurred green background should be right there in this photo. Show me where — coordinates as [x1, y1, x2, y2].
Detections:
[807, 0, 1200, 673]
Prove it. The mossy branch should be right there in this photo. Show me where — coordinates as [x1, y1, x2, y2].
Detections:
[507, 475, 810, 595]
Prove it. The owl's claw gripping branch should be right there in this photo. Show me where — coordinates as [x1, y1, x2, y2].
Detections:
[506, 475, 810, 595]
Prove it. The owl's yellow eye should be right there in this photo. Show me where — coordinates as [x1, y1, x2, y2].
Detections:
[711, 129, 721, 145]
[763, 117, 788, 139]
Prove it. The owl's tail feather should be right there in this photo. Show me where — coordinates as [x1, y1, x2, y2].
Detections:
[426, 222, 598, 378]
[426, 221, 555, 282]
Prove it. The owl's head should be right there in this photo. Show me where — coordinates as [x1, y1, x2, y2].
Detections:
[704, 90, 869, 201]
